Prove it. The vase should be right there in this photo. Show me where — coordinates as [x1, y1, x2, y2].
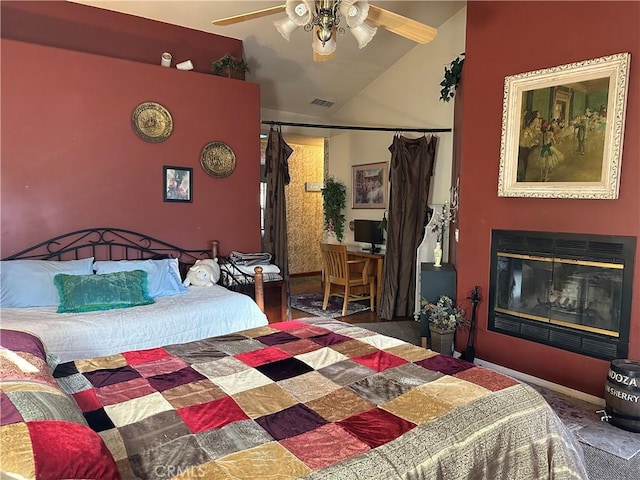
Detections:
[433, 241, 443, 268]
[429, 326, 454, 356]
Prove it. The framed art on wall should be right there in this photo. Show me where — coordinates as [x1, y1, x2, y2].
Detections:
[352, 162, 387, 209]
[497, 52, 630, 199]
[163, 166, 193, 203]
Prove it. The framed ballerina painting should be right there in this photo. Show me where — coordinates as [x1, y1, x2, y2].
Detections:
[497, 52, 630, 199]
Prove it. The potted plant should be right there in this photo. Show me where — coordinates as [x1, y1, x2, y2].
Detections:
[211, 54, 250, 80]
[439, 53, 465, 102]
[421, 295, 468, 355]
[321, 177, 347, 242]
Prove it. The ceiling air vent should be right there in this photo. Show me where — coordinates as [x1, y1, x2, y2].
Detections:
[310, 98, 335, 108]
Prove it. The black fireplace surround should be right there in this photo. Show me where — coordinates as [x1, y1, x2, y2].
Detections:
[489, 230, 636, 361]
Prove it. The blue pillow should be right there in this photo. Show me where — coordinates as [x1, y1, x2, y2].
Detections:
[93, 259, 186, 298]
[0, 258, 95, 308]
[54, 270, 155, 313]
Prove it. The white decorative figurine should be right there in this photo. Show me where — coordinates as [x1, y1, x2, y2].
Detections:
[183, 258, 221, 287]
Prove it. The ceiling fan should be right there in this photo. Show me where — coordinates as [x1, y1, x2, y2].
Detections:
[212, 0, 438, 62]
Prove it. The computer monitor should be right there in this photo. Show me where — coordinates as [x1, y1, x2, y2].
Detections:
[353, 219, 385, 253]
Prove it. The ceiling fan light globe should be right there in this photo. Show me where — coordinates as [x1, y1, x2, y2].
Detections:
[339, 0, 369, 28]
[274, 17, 299, 41]
[285, 0, 314, 26]
[312, 34, 337, 55]
[338, 0, 356, 16]
[350, 22, 377, 49]
[294, 3, 307, 16]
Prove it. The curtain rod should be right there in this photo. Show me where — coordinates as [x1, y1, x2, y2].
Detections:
[261, 120, 451, 133]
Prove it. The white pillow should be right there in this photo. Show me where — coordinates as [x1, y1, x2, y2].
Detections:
[93, 258, 186, 298]
[0, 257, 95, 308]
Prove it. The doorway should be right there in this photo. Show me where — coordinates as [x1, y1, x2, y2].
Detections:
[261, 133, 325, 276]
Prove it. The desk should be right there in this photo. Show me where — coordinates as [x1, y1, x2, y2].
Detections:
[347, 250, 384, 311]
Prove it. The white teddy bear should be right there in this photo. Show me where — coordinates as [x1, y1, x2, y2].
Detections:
[183, 258, 221, 287]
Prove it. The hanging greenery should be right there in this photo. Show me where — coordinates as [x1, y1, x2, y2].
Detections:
[321, 177, 347, 242]
[439, 53, 465, 102]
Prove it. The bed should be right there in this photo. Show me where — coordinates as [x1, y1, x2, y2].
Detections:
[0, 228, 269, 362]
[0, 229, 588, 479]
[0, 318, 587, 479]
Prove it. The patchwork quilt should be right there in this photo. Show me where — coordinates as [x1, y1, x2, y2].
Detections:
[0, 329, 120, 479]
[2, 319, 588, 479]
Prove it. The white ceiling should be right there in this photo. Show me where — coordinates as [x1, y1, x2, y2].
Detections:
[70, 1, 465, 118]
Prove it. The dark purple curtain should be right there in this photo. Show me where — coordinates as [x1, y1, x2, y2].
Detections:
[263, 126, 292, 282]
[379, 135, 438, 319]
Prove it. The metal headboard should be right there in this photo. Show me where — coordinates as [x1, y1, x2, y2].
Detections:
[1, 227, 213, 267]
[1, 227, 266, 311]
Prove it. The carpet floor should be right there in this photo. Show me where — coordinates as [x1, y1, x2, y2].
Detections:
[528, 384, 640, 479]
[355, 320, 421, 346]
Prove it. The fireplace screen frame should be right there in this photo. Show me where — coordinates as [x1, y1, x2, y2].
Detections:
[488, 230, 635, 361]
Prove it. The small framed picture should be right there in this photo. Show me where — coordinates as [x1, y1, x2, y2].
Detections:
[352, 162, 387, 209]
[163, 166, 193, 203]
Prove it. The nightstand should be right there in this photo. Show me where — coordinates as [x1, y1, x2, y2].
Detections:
[263, 280, 287, 323]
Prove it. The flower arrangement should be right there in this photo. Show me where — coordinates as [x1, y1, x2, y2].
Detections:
[421, 295, 468, 332]
[429, 203, 454, 242]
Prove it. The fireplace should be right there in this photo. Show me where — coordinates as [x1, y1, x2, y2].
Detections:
[489, 230, 636, 361]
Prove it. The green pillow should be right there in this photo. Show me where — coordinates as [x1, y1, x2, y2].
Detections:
[53, 270, 155, 313]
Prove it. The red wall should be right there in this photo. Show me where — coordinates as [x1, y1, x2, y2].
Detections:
[457, 1, 640, 397]
[1, 2, 261, 256]
[0, 1, 243, 75]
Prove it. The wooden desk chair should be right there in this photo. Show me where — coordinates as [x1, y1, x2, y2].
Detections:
[320, 243, 376, 316]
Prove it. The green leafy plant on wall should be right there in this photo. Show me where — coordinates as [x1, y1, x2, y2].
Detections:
[211, 54, 250, 79]
[212, 54, 250, 72]
[440, 53, 465, 102]
[321, 177, 347, 242]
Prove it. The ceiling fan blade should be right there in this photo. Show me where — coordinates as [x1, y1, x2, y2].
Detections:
[212, 5, 286, 26]
[367, 4, 437, 44]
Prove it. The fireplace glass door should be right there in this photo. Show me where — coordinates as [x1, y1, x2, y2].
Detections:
[494, 253, 623, 337]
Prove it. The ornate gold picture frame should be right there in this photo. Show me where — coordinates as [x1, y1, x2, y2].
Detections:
[498, 53, 630, 199]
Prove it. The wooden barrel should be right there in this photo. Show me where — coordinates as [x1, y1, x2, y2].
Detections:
[604, 359, 640, 433]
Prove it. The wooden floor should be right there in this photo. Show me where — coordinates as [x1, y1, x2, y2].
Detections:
[289, 273, 412, 324]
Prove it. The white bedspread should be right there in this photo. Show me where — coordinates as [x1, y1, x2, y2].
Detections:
[0, 285, 268, 363]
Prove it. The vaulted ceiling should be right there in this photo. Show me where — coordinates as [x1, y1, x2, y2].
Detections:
[70, 1, 465, 118]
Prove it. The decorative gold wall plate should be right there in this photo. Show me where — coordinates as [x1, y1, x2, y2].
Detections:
[131, 102, 173, 143]
[200, 141, 236, 178]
